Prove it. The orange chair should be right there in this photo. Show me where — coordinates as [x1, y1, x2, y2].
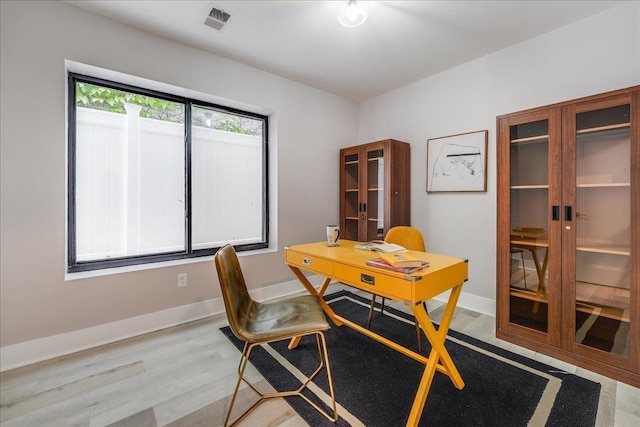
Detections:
[367, 226, 427, 351]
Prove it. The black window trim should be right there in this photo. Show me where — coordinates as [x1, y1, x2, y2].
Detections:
[67, 72, 269, 273]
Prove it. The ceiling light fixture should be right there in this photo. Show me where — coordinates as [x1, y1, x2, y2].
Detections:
[337, 0, 368, 28]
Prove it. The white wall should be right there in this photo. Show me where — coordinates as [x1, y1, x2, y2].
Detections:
[0, 0, 357, 357]
[358, 2, 640, 306]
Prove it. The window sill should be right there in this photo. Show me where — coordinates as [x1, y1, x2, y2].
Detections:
[64, 246, 278, 281]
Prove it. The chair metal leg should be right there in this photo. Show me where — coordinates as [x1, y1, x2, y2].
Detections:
[367, 294, 388, 329]
[224, 332, 338, 426]
[369, 296, 425, 353]
[367, 295, 377, 329]
[224, 342, 252, 427]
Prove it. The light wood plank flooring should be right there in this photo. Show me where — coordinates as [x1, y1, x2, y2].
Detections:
[1, 284, 638, 426]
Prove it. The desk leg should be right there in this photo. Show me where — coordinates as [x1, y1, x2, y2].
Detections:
[287, 266, 340, 321]
[406, 284, 465, 427]
[287, 267, 342, 350]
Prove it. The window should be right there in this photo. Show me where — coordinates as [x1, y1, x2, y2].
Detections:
[67, 73, 268, 272]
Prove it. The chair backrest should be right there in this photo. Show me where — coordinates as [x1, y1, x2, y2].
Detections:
[214, 244, 255, 341]
[385, 226, 426, 252]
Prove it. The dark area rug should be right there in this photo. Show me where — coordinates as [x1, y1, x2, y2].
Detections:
[221, 290, 600, 426]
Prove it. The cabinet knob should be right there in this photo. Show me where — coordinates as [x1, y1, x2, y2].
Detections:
[565, 225, 571, 230]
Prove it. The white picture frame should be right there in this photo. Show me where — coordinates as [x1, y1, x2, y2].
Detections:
[427, 130, 488, 193]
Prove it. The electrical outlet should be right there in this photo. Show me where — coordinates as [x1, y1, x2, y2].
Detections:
[178, 273, 188, 287]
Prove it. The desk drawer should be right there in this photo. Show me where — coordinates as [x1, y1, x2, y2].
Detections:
[286, 251, 333, 276]
[334, 264, 412, 301]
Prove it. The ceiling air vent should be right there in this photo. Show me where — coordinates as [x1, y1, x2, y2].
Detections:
[204, 7, 231, 31]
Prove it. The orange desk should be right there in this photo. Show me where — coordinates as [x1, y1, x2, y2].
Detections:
[285, 240, 468, 427]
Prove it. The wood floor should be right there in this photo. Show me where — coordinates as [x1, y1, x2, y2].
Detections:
[1, 284, 639, 427]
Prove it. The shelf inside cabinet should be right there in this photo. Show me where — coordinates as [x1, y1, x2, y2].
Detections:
[509, 288, 548, 303]
[345, 188, 358, 192]
[576, 243, 630, 256]
[344, 160, 358, 165]
[511, 185, 549, 190]
[510, 135, 550, 144]
[577, 182, 630, 188]
[368, 187, 383, 191]
[576, 303, 630, 323]
[576, 281, 630, 322]
[345, 216, 358, 221]
[576, 123, 630, 135]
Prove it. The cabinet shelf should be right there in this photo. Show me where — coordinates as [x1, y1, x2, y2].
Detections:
[576, 281, 630, 322]
[510, 286, 630, 327]
[576, 122, 630, 135]
[576, 243, 630, 256]
[510, 135, 549, 143]
[368, 187, 383, 191]
[344, 160, 358, 165]
[510, 288, 548, 303]
[510, 185, 549, 189]
[576, 303, 630, 323]
[345, 188, 359, 192]
[576, 182, 630, 188]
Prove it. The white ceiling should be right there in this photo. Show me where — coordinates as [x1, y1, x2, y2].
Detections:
[66, 1, 625, 102]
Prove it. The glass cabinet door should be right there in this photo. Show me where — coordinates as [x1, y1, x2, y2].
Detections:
[342, 149, 360, 241]
[508, 119, 552, 333]
[571, 102, 632, 357]
[365, 146, 385, 241]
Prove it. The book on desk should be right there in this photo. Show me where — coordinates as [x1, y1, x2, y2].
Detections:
[354, 240, 407, 253]
[378, 251, 424, 268]
[366, 258, 429, 274]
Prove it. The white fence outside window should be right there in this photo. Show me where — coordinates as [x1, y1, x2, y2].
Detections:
[75, 106, 263, 261]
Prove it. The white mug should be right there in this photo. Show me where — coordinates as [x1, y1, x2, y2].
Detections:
[326, 225, 340, 246]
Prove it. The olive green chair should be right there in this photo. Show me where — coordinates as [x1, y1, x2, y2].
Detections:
[215, 244, 338, 426]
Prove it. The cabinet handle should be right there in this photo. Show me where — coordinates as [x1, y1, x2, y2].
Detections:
[552, 206, 560, 221]
[564, 206, 573, 221]
[363, 203, 366, 212]
[359, 203, 362, 212]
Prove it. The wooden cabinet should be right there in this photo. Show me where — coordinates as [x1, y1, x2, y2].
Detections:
[340, 139, 411, 242]
[497, 86, 639, 386]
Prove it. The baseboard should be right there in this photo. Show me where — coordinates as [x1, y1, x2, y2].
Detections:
[432, 289, 496, 317]
[0, 276, 491, 372]
[0, 276, 324, 372]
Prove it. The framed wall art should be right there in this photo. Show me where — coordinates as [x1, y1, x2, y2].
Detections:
[426, 130, 488, 192]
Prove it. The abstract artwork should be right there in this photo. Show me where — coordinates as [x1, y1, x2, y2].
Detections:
[427, 130, 488, 192]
